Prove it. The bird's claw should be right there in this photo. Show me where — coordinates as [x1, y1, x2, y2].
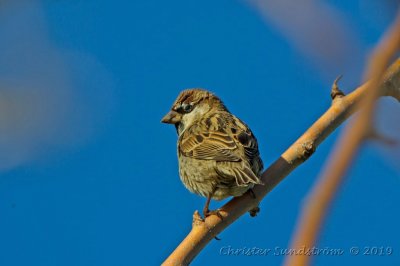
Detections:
[249, 206, 260, 217]
[203, 209, 224, 220]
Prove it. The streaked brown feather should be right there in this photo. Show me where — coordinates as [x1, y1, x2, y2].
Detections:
[179, 130, 240, 162]
[179, 110, 263, 186]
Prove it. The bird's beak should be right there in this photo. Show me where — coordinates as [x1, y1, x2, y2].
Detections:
[161, 110, 181, 124]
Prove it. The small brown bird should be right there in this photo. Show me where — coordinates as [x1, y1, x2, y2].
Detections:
[162, 89, 263, 217]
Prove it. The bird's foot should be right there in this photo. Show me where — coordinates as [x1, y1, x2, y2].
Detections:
[249, 206, 260, 217]
[203, 208, 224, 240]
[247, 188, 260, 217]
[203, 208, 224, 220]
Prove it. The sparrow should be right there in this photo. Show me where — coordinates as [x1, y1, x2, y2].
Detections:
[161, 89, 263, 217]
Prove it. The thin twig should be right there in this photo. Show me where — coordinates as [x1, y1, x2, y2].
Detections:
[285, 8, 400, 266]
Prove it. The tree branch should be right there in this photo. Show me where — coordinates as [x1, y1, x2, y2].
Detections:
[162, 58, 400, 265]
[285, 8, 400, 266]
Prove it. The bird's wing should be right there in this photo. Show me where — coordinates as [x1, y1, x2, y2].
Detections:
[179, 112, 263, 186]
[179, 128, 241, 162]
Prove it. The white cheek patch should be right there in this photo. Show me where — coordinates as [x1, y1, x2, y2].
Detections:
[181, 105, 208, 128]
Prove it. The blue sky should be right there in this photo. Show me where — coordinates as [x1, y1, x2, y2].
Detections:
[0, 1, 399, 265]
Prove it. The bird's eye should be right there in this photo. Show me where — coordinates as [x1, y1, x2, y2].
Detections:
[183, 104, 193, 113]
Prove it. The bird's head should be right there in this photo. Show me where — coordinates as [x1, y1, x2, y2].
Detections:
[161, 88, 226, 135]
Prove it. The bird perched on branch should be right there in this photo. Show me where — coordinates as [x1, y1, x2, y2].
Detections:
[161, 89, 263, 217]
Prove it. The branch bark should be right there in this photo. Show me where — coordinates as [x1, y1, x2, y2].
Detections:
[162, 59, 400, 265]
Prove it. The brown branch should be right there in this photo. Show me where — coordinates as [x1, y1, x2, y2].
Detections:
[162, 58, 400, 265]
[285, 9, 400, 266]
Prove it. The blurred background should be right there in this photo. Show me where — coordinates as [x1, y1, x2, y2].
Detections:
[0, 1, 399, 265]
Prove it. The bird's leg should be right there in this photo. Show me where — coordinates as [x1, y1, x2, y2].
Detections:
[249, 188, 256, 199]
[203, 194, 213, 218]
[203, 188, 223, 220]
